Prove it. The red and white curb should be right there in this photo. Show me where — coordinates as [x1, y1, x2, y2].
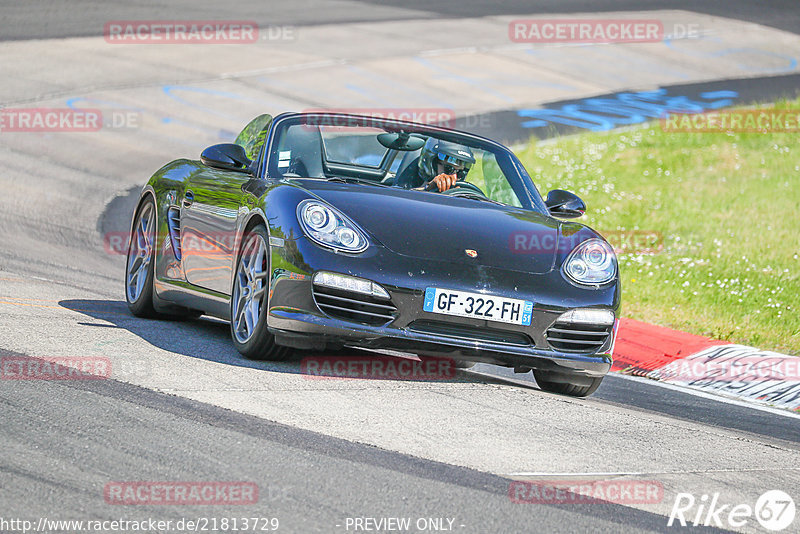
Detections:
[614, 318, 800, 412]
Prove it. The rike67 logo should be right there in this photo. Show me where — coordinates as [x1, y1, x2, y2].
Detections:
[669, 490, 795, 531]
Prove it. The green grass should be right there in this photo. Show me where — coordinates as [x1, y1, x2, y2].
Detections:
[516, 99, 800, 355]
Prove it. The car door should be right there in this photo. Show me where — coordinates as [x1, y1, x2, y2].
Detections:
[181, 168, 250, 295]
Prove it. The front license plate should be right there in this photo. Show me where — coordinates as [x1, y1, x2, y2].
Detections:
[423, 288, 533, 326]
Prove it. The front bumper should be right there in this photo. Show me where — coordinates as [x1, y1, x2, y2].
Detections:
[268, 307, 613, 377]
[265, 238, 618, 378]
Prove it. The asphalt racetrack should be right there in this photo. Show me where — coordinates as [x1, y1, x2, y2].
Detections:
[0, 1, 799, 533]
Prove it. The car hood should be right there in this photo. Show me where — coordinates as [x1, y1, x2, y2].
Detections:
[299, 180, 562, 274]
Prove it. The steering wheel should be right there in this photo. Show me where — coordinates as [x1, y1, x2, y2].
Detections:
[439, 181, 487, 197]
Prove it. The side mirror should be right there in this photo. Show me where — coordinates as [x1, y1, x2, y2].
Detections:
[545, 189, 586, 218]
[201, 143, 252, 172]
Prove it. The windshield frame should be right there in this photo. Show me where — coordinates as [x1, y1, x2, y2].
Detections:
[257, 112, 548, 214]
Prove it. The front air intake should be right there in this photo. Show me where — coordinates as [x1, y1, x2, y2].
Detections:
[546, 321, 612, 353]
[408, 320, 532, 346]
[312, 285, 397, 326]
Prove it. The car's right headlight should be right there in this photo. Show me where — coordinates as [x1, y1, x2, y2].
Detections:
[297, 199, 368, 253]
[563, 238, 617, 285]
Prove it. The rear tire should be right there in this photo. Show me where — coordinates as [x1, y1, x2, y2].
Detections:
[230, 225, 292, 361]
[125, 196, 202, 320]
[125, 197, 158, 318]
[533, 370, 604, 397]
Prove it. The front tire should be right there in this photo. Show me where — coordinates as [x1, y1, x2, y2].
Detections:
[230, 225, 291, 361]
[125, 197, 158, 317]
[533, 370, 604, 397]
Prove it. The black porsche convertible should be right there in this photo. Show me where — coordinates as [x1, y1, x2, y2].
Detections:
[125, 112, 620, 397]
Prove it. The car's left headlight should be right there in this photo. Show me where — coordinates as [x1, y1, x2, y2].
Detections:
[564, 238, 617, 285]
[297, 199, 368, 253]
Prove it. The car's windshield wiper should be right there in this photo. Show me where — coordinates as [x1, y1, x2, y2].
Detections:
[326, 176, 392, 187]
[453, 193, 505, 205]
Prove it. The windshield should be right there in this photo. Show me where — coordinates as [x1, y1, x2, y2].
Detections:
[263, 114, 548, 213]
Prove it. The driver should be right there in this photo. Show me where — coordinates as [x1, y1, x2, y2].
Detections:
[412, 138, 476, 192]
